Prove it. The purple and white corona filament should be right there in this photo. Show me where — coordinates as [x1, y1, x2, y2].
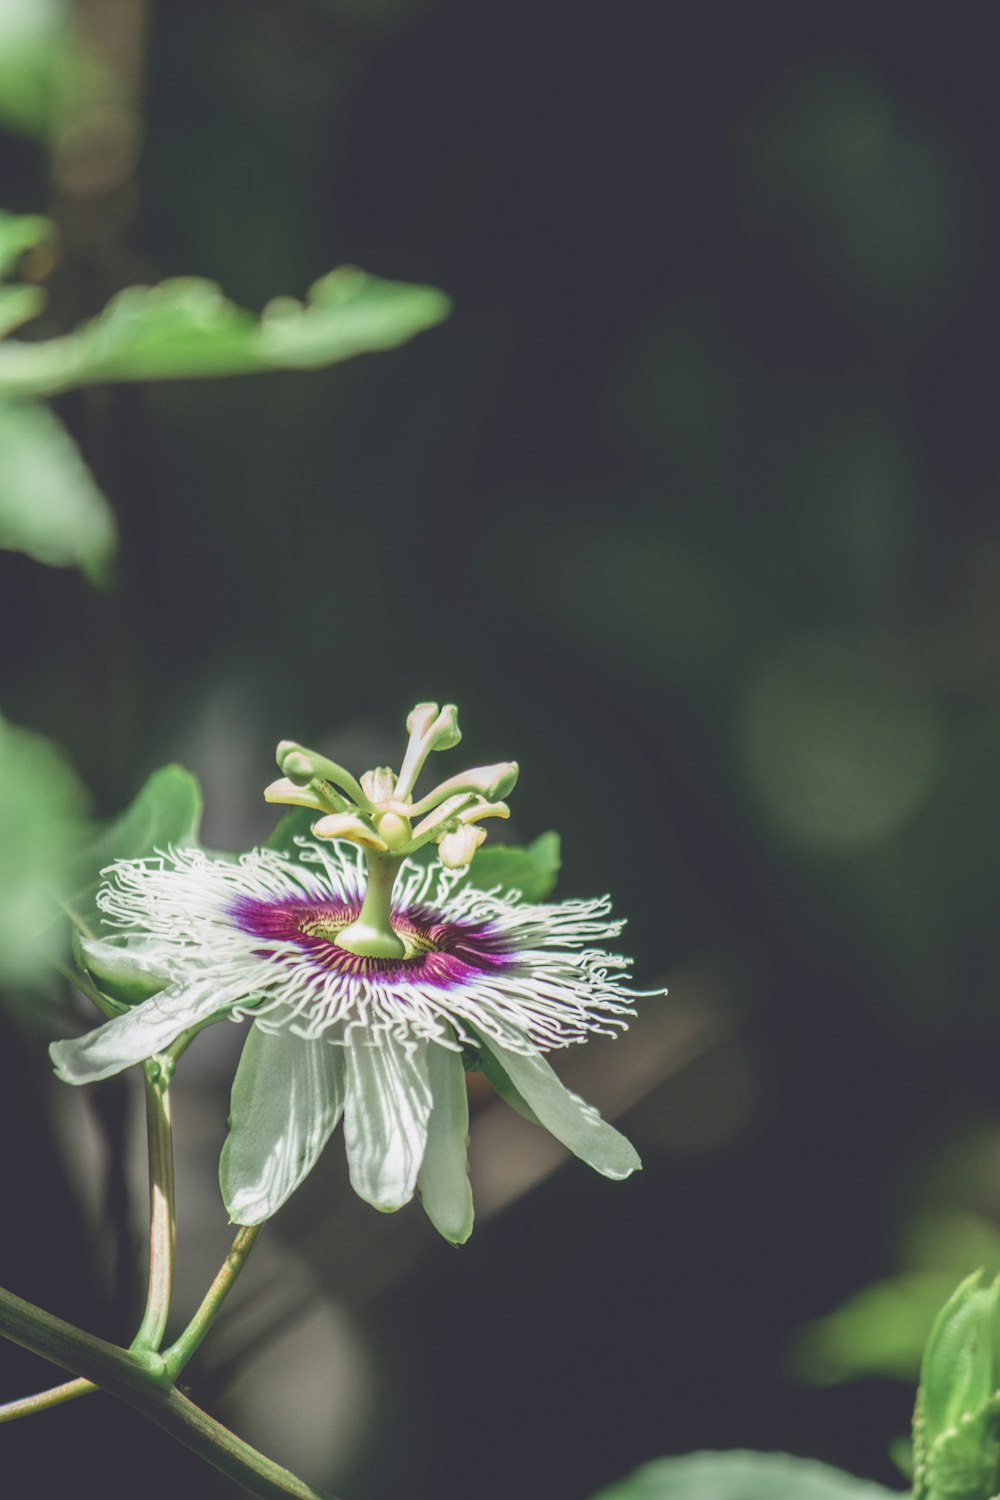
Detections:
[51, 704, 647, 1243]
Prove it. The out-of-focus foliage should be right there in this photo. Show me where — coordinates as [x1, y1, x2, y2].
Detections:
[0, 207, 450, 581]
[0, 397, 117, 583]
[792, 1208, 1000, 1388]
[590, 1451, 901, 1499]
[0, 0, 74, 139]
[0, 712, 88, 986]
[0, 265, 452, 397]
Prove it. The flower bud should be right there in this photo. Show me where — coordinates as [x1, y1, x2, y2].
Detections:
[913, 1271, 1000, 1500]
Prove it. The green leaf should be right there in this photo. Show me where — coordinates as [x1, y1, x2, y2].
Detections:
[465, 832, 561, 901]
[0, 398, 117, 581]
[789, 1271, 963, 1386]
[0, 283, 45, 338]
[0, 208, 53, 278]
[0, 4, 75, 140]
[62, 764, 202, 940]
[264, 807, 317, 860]
[0, 712, 89, 986]
[0, 266, 452, 398]
[589, 1451, 902, 1500]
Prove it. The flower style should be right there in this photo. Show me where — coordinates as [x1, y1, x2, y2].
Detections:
[51, 705, 646, 1244]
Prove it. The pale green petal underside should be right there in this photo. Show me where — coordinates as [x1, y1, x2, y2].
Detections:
[221, 1024, 346, 1226]
[478, 1034, 641, 1181]
[49, 979, 232, 1084]
[343, 1035, 433, 1212]
[417, 1041, 474, 1245]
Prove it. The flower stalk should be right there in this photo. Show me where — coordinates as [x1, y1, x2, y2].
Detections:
[0, 1281, 336, 1500]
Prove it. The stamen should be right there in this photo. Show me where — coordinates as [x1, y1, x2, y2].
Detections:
[394, 702, 461, 800]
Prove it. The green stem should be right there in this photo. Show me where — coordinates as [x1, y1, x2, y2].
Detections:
[162, 1225, 262, 1378]
[0, 1286, 337, 1500]
[131, 1066, 176, 1351]
[1, 1058, 177, 1422]
[0, 1377, 92, 1423]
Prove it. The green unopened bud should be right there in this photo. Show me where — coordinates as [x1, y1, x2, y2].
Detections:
[913, 1271, 1000, 1500]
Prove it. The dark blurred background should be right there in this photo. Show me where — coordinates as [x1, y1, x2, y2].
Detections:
[5, 2, 1000, 1496]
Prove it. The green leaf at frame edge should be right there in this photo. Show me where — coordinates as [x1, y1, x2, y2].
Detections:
[588, 1450, 902, 1500]
[62, 764, 202, 940]
[0, 398, 117, 583]
[0, 266, 452, 398]
[0, 209, 53, 280]
[0, 712, 89, 987]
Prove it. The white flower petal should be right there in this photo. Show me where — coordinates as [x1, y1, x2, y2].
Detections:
[221, 1022, 346, 1225]
[343, 1033, 433, 1211]
[417, 1040, 473, 1245]
[50, 978, 237, 1084]
[478, 1032, 641, 1181]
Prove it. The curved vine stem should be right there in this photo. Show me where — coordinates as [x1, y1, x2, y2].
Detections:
[0, 1283, 337, 1499]
[0, 1058, 176, 1424]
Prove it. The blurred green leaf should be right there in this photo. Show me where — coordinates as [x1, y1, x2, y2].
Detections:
[0, 397, 117, 581]
[0, 283, 45, 338]
[63, 765, 202, 940]
[264, 806, 317, 859]
[0, 0, 72, 138]
[590, 1451, 901, 1499]
[0, 712, 89, 986]
[789, 1272, 963, 1386]
[464, 832, 561, 900]
[790, 1214, 1000, 1388]
[0, 266, 452, 398]
[0, 208, 53, 278]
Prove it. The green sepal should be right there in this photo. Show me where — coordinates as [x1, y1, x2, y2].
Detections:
[73, 930, 170, 1009]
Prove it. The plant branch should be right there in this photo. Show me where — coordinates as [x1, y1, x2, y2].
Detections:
[0, 1285, 337, 1500]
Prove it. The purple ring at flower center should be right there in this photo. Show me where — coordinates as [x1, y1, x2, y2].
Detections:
[229, 894, 515, 985]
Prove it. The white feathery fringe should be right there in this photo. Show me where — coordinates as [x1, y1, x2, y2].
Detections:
[94, 839, 641, 1054]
